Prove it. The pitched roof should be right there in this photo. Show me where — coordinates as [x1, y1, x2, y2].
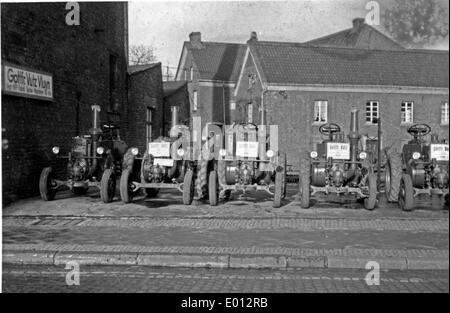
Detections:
[248, 42, 449, 88]
[184, 42, 247, 82]
[305, 23, 405, 50]
[163, 80, 187, 98]
[128, 63, 161, 75]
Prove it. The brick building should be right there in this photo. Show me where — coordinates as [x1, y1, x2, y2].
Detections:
[127, 63, 164, 153]
[1, 2, 163, 203]
[175, 19, 448, 169]
[233, 41, 449, 168]
[174, 32, 246, 130]
[163, 80, 190, 131]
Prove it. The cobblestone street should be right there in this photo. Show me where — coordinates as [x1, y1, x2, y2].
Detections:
[3, 265, 449, 293]
[3, 184, 449, 292]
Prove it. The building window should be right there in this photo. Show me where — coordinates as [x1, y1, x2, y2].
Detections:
[401, 102, 414, 124]
[190, 67, 194, 81]
[247, 103, 253, 123]
[193, 90, 198, 111]
[313, 100, 328, 123]
[146, 107, 153, 143]
[442, 102, 449, 125]
[184, 69, 187, 81]
[366, 101, 379, 124]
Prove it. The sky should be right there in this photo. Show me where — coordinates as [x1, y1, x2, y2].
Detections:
[129, 0, 449, 76]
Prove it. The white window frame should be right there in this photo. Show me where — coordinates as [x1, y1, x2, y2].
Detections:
[366, 101, 379, 124]
[401, 101, 414, 124]
[193, 90, 198, 111]
[313, 100, 328, 124]
[247, 103, 253, 123]
[441, 102, 449, 125]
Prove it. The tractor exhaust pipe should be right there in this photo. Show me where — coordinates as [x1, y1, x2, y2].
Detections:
[348, 109, 361, 170]
[171, 106, 179, 129]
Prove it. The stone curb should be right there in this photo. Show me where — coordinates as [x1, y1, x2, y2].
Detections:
[3, 247, 448, 270]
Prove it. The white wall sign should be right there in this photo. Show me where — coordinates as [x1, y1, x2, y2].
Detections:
[1, 62, 53, 101]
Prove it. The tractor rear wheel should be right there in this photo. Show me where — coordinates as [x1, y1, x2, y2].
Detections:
[100, 169, 116, 203]
[364, 174, 377, 210]
[120, 168, 134, 203]
[208, 170, 219, 206]
[196, 155, 209, 200]
[386, 152, 402, 202]
[399, 174, 415, 211]
[299, 158, 311, 209]
[183, 169, 194, 205]
[39, 167, 56, 201]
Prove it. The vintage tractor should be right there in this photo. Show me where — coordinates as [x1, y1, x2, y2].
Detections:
[39, 105, 127, 203]
[207, 118, 287, 208]
[385, 124, 449, 211]
[299, 109, 378, 210]
[119, 106, 196, 204]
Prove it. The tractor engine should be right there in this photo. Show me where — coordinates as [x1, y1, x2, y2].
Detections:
[430, 163, 449, 189]
[69, 159, 88, 181]
[237, 161, 255, 185]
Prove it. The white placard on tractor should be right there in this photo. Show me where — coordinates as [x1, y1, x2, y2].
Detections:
[236, 141, 259, 158]
[148, 142, 171, 157]
[326, 142, 351, 160]
[430, 144, 449, 161]
[153, 158, 174, 167]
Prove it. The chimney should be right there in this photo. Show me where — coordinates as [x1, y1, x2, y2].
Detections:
[247, 31, 258, 43]
[189, 32, 202, 49]
[352, 18, 365, 31]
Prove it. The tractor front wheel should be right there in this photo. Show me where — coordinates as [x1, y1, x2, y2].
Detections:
[120, 168, 134, 203]
[100, 169, 116, 203]
[364, 174, 377, 210]
[208, 170, 219, 206]
[399, 174, 415, 211]
[183, 169, 194, 205]
[299, 158, 311, 209]
[39, 167, 56, 201]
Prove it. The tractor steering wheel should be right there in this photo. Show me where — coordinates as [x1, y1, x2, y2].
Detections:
[407, 124, 431, 137]
[319, 123, 341, 136]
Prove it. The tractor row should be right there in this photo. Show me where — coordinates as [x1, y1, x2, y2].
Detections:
[39, 105, 286, 208]
[39, 105, 448, 211]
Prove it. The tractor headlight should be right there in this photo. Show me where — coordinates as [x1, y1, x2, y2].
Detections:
[412, 152, 421, 160]
[131, 147, 139, 156]
[359, 151, 367, 160]
[52, 146, 60, 155]
[177, 148, 185, 156]
[219, 149, 227, 157]
[266, 150, 274, 158]
[310, 151, 318, 159]
[96, 147, 104, 155]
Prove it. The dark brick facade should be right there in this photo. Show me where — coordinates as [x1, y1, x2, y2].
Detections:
[163, 81, 190, 131]
[127, 63, 164, 153]
[1, 2, 128, 203]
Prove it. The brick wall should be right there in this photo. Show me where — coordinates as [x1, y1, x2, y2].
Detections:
[263, 90, 449, 169]
[163, 84, 190, 133]
[1, 2, 128, 203]
[127, 64, 164, 153]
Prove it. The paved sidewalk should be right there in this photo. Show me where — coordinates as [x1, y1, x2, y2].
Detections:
[3, 185, 449, 271]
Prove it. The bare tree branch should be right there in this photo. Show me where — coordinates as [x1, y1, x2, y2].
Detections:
[129, 44, 157, 65]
